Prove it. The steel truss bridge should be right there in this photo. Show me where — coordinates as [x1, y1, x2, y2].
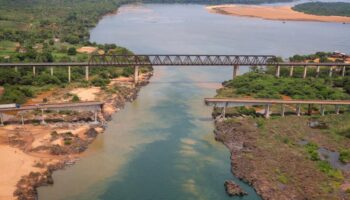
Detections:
[0, 54, 349, 83]
[0, 55, 277, 67]
[0, 54, 349, 67]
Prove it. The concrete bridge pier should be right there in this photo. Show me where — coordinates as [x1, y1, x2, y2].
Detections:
[316, 66, 320, 78]
[289, 66, 294, 77]
[342, 66, 346, 77]
[329, 66, 334, 77]
[20, 114, 24, 125]
[68, 66, 71, 83]
[303, 66, 308, 79]
[85, 66, 89, 81]
[281, 104, 285, 117]
[335, 105, 340, 115]
[14, 66, 18, 72]
[296, 104, 301, 116]
[320, 105, 325, 116]
[50, 67, 54, 76]
[33, 66, 36, 76]
[134, 66, 139, 85]
[264, 104, 271, 118]
[275, 65, 280, 78]
[307, 104, 312, 115]
[0, 113, 3, 126]
[233, 65, 239, 78]
[41, 109, 46, 125]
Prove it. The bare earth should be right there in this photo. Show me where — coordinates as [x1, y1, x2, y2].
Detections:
[207, 5, 350, 23]
[0, 70, 153, 200]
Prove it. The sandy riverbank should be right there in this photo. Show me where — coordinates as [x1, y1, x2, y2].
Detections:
[0, 71, 152, 200]
[207, 5, 350, 23]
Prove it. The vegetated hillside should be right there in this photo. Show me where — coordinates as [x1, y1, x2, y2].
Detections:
[293, 2, 350, 17]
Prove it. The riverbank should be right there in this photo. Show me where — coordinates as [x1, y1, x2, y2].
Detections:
[211, 70, 350, 199]
[214, 116, 350, 199]
[0, 72, 152, 200]
[207, 5, 350, 23]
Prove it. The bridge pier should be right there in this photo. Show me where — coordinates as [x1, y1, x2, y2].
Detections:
[296, 104, 301, 116]
[307, 104, 312, 115]
[303, 66, 308, 79]
[264, 104, 270, 118]
[316, 66, 320, 78]
[50, 67, 54, 76]
[233, 65, 239, 78]
[41, 109, 46, 125]
[85, 66, 89, 81]
[275, 65, 280, 78]
[289, 66, 294, 77]
[0, 113, 3, 126]
[68, 66, 71, 83]
[281, 104, 285, 117]
[33, 66, 36, 76]
[335, 105, 340, 115]
[20, 114, 24, 125]
[329, 66, 334, 77]
[320, 105, 325, 116]
[134, 66, 139, 85]
[342, 66, 346, 77]
[14, 66, 18, 72]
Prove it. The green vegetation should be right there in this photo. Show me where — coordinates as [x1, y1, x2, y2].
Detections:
[288, 52, 335, 63]
[305, 142, 320, 161]
[71, 95, 80, 102]
[317, 160, 343, 180]
[339, 149, 350, 163]
[293, 2, 350, 17]
[219, 72, 349, 100]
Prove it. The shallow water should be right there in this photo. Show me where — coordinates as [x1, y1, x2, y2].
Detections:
[38, 4, 350, 200]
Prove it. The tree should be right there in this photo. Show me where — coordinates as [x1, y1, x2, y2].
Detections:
[67, 47, 77, 56]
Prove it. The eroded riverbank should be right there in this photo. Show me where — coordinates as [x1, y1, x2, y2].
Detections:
[0, 72, 152, 200]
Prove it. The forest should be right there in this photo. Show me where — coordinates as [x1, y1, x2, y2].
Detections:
[293, 2, 350, 17]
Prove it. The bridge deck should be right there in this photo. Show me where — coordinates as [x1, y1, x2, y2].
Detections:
[204, 98, 350, 106]
[0, 54, 349, 67]
[0, 62, 349, 67]
[0, 101, 103, 112]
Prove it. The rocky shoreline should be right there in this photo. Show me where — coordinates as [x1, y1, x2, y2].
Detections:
[213, 116, 350, 200]
[11, 72, 153, 200]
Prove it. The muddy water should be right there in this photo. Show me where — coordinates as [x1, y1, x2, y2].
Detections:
[38, 4, 350, 200]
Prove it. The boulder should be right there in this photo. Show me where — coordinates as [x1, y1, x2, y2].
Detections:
[224, 180, 247, 197]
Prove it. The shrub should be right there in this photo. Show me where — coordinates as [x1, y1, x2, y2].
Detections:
[305, 142, 320, 161]
[339, 149, 350, 163]
[91, 78, 110, 87]
[71, 95, 80, 102]
[122, 67, 134, 77]
[67, 47, 77, 55]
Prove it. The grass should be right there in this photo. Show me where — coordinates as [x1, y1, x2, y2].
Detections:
[305, 142, 320, 161]
[339, 149, 350, 163]
[317, 161, 344, 180]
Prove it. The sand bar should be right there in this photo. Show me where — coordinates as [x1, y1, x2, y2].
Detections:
[207, 5, 350, 23]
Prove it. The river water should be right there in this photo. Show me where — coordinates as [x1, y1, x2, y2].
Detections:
[38, 4, 350, 200]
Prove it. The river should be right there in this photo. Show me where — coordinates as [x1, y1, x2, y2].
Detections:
[38, 4, 350, 200]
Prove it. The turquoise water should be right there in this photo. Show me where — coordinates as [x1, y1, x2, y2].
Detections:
[38, 4, 350, 200]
